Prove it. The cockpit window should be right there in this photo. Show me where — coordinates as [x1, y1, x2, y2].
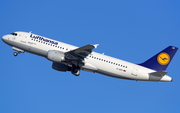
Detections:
[11, 32, 17, 36]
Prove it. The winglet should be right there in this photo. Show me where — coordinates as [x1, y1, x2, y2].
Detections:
[93, 44, 99, 48]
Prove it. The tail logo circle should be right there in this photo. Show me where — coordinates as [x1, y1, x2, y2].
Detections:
[157, 52, 170, 65]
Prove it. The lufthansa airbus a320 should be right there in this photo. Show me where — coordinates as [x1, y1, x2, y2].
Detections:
[2, 31, 178, 82]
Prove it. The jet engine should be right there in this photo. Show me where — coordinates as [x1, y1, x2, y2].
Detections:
[52, 62, 71, 72]
[47, 50, 65, 62]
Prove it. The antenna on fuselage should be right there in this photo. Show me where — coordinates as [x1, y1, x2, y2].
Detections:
[29, 31, 32, 34]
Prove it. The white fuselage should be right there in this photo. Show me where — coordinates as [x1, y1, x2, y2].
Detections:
[2, 32, 172, 81]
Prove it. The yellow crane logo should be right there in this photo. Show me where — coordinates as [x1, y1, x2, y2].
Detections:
[157, 52, 170, 65]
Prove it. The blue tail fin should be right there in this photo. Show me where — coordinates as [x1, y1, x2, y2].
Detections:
[139, 46, 178, 71]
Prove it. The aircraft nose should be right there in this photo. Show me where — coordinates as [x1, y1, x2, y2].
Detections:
[2, 36, 6, 42]
[2, 35, 8, 43]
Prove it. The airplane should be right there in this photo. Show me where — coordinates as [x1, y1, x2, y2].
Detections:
[2, 31, 178, 82]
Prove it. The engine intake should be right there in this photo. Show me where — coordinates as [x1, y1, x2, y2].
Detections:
[47, 50, 65, 62]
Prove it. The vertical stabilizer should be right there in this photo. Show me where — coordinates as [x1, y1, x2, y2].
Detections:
[139, 46, 178, 71]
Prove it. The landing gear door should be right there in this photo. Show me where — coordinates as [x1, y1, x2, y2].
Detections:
[132, 65, 139, 76]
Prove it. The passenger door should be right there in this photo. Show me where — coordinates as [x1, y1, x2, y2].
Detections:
[21, 33, 27, 43]
[132, 65, 139, 76]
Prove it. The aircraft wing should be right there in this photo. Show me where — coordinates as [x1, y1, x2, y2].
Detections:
[65, 44, 99, 60]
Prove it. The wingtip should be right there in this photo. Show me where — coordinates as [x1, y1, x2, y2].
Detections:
[94, 44, 99, 48]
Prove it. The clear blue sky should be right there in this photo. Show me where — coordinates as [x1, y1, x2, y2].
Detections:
[0, 0, 180, 113]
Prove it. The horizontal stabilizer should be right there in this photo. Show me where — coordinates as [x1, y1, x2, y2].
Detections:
[149, 71, 167, 77]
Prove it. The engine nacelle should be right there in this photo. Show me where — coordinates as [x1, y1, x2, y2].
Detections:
[52, 62, 70, 72]
[47, 50, 65, 62]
